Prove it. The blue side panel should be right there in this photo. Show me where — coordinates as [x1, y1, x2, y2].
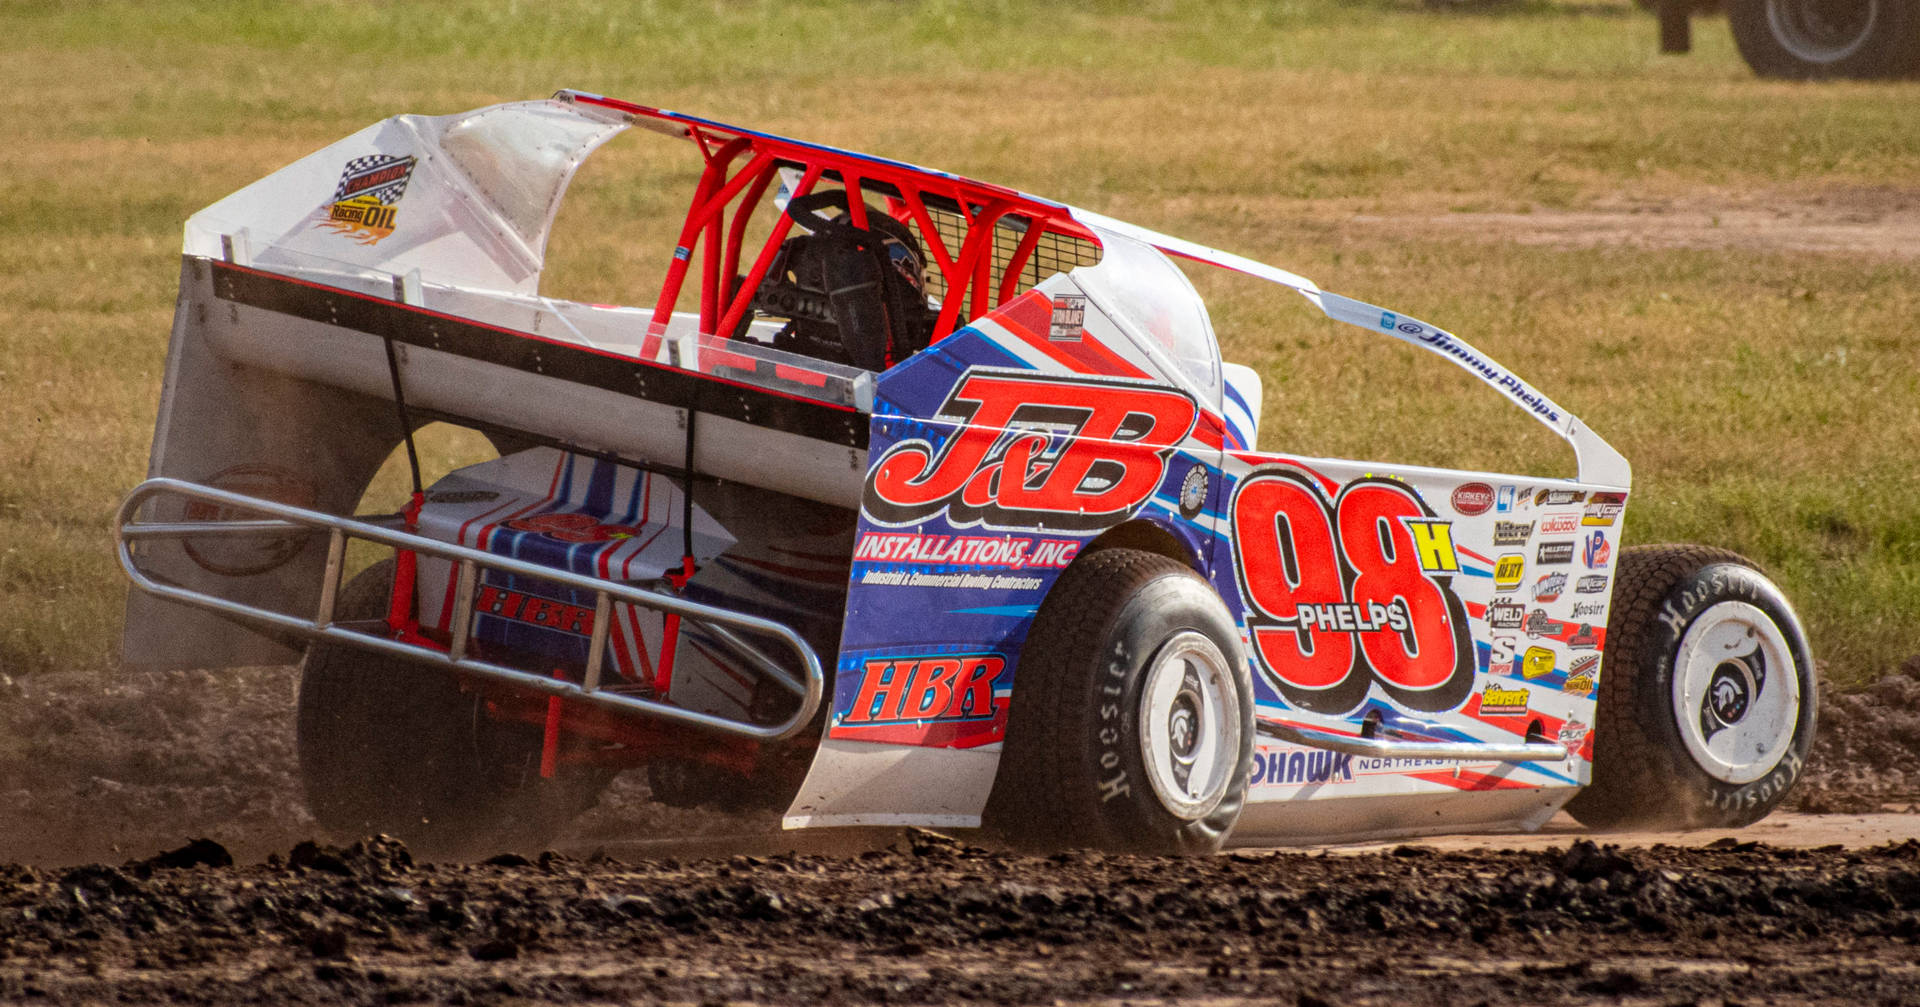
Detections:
[827, 324, 1229, 750]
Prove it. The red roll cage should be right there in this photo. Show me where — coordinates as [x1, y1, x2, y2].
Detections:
[561, 91, 1103, 363]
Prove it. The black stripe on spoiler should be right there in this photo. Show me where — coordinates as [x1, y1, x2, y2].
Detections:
[210, 261, 870, 450]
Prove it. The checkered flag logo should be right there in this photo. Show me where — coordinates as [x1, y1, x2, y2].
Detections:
[331, 154, 416, 205]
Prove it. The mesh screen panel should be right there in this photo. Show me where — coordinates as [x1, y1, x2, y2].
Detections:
[912, 208, 1102, 311]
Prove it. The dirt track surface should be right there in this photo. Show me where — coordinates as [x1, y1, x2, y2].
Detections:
[0, 663, 1915, 1004]
[1, 832, 1918, 1005]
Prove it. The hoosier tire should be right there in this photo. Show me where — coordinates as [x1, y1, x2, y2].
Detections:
[297, 561, 612, 859]
[1565, 545, 1816, 830]
[986, 548, 1254, 854]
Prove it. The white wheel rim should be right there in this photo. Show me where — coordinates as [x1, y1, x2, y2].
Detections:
[1670, 601, 1800, 785]
[1138, 631, 1239, 820]
[1766, 0, 1878, 63]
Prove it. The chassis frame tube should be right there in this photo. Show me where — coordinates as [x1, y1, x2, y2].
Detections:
[1258, 720, 1568, 763]
[115, 477, 824, 743]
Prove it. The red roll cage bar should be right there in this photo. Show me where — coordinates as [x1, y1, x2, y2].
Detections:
[559, 91, 1102, 362]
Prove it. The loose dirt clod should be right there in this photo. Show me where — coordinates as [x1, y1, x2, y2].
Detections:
[1790, 658, 1920, 814]
[0, 836, 1917, 1003]
[1, 662, 1916, 1002]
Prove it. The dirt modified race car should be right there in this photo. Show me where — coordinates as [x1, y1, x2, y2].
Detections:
[116, 91, 1817, 856]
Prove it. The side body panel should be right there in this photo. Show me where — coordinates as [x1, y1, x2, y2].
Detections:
[784, 282, 1630, 839]
[785, 280, 1231, 827]
[121, 260, 412, 670]
[1216, 454, 1625, 842]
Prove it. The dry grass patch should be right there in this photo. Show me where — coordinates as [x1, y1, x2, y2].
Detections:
[0, 0, 1914, 683]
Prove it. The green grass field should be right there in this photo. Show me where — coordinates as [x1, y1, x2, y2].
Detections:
[2, 0, 1915, 685]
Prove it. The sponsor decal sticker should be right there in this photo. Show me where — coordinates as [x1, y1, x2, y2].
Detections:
[1488, 635, 1518, 676]
[1451, 482, 1495, 516]
[505, 511, 658, 543]
[319, 153, 416, 245]
[474, 584, 596, 636]
[1495, 485, 1517, 513]
[1487, 597, 1524, 630]
[1523, 608, 1561, 638]
[1250, 747, 1355, 787]
[1534, 488, 1586, 507]
[854, 532, 1078, 570]
[867, 370, 1196, 532]
[1536, 540, 1574, 566]
[425, 489, 500, 504]
[1231, 471, 1473, 715]
[1533, 572, 1567, 603]
[1564, 655, 1600, 695]
[1493, 554, 1526, 589]
[857, 570, 1045, 590]
[834, 654, 1008, 747]
[1576, 574, 1609, 595]
[1479, 684, 1530, 717]
[1569, 600, 1606, 619]
[1492, 520, 1533, 546]
[1179, 464, 1209, 520]
[1538, 511, 1581, 535]
[1568, 623, 1599, 650]
[1558, 719, 1590, 750]
[1389, 321, 1565, 424]
[1048, 295, 1087, 341]
[1582, 491, 1626, 527]
[1521, 646, 1556, 680]
[1582, 529, 1612, 569]
[181, 463, 319, 577]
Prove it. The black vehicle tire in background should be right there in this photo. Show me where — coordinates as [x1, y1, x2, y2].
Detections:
[1565, 545, 1816, 830]
[986, 548, 1254, 854]
[1728, 0, 1920, 78]
[297, 560, 612, 859]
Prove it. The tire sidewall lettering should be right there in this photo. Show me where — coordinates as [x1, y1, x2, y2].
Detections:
[1645, 563, 1815, 811]
[1081, 576, 1251, 822]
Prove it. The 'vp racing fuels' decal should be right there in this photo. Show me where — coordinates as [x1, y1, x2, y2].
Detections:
[1230, 470, 1476, 715]
[865, 370, 1196, 532]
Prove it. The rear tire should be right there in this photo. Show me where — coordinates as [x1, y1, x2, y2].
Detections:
[297, 560, 612, 859]
[986, 548, 1254, 854]
[1565, 545, 1816, 830]
[1728, 0, 1920, 78]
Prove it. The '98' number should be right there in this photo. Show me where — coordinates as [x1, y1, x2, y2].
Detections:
[1229, 470, 1476, 715]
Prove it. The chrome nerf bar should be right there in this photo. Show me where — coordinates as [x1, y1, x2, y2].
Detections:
[114, 477, 824, 742]
[1257, 720, 1568, 763]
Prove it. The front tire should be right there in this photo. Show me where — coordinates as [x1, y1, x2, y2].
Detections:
[986, 548, 1254, 854]
[1565, 545, 1816, 830]
[1728, 0, 1920, 78]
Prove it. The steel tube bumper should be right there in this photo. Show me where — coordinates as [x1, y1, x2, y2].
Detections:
[114, 477, 825, 743]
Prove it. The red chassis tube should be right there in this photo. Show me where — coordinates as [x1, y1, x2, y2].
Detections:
[376, 544, 771, 780]
[564, 91, 1103, 358]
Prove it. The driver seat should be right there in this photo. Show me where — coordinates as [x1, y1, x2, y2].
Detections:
[740, 191, 933, 371]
